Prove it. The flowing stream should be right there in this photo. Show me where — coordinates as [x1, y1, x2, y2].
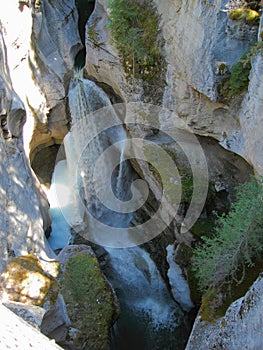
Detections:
[47, 73, 189, 349]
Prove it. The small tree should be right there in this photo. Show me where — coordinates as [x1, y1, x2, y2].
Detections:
[193, 177, 263, 292]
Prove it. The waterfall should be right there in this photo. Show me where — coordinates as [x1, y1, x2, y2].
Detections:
[115, 143, 126, 200]
[48, 73, 188, 349]
[105, 245, 183, 326]
[46, 160, 72, 250]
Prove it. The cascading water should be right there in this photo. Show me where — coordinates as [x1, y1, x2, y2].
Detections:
[47, 159, 77, 250]
[48, 72, 190, 349]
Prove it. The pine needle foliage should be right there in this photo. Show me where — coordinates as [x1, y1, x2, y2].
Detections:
[193, 177, 263, 292]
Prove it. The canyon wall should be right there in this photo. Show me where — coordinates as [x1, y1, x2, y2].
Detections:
[0, 0, 263, 348]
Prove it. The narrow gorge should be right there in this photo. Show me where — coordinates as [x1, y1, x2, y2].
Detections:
[0, 1, 263, 349]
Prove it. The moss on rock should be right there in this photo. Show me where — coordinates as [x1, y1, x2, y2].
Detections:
[229, 8, 260, 25]
[60, 253, 117, 350]
[0, 255, 59, 306]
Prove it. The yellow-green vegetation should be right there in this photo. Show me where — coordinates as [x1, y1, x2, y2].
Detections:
[228, 51, 252, 95]
[144, 145, 182, 205]
[1, 255, 59, 306]
[229, 8, 260, 25]
[60, 254, 116, 350]
[107, 0, 164, 80]
[193, 177, 263, 321]
[200, 288, 224, 322]
[143, 145, 197, 206]
[217, 50, 252, 99]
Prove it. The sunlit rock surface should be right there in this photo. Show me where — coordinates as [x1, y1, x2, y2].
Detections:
[0, 0, 82, 160]
[0, 26, 54, 269]
[0, 255, 59, 306]
[0, 303, 63, 350]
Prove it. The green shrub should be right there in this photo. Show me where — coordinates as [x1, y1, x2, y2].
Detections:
[107, 0, 164, 80]
[228, 51, 252, 96]
[217, 41, 263, 100]
[193, 177, 263, 293]
[242, 41, 263, 63]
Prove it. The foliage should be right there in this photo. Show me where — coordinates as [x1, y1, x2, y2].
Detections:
[241, 41, 263, 64]
[107, 0, 164, 80]
[229, 8, 260, 24]
[218, 40, 263, 100]
[193, 177, 263, 293]
[228, 51, 252, 96]
[191, 216, 216, 238]
[61, 254, 116, 349]
[181, 175, 194, 204]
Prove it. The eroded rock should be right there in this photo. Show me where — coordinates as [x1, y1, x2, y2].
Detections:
[186, 274, 263, 350]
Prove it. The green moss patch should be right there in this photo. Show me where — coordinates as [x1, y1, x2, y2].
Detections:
[60, 254, 116, 350]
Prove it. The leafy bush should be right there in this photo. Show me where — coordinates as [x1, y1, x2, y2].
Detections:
[218, 41, 263, 100]
[193, 177, 263, 292]
[107, 0, 164, 80]
[228, 51, 252, 96]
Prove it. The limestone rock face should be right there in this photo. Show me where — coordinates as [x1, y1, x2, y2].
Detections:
[85, 0, 129, 100]
[86, 0, 263, 175]
[222, 53, 263, 174]
[154, 0, 254, 101]
[186, 274, 263, 350]
[0, 0, 82, 161]
[29, 0, 82, 155]
[3, 301, 46, 330]
[0, 303, 63, 350]
[0, 28, 54, 269]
